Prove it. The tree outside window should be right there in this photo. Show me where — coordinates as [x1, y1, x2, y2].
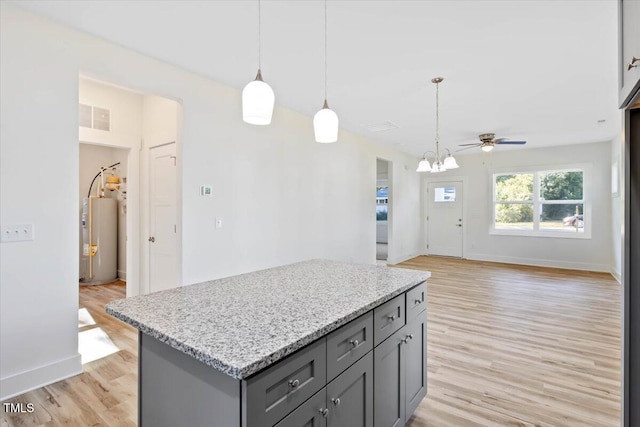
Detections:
[493, 169, 586, 236]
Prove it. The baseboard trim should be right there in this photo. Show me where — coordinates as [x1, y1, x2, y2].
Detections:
[611, 267, 622, 284]
[387, 252, 420, 266]
[465, 253, 610, 273]
[0, 353, 82, 401]
[117, 270, 127, 281]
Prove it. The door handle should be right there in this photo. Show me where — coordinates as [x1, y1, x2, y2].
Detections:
[148, 236, 155, 242]
[627, 56, 639, 71]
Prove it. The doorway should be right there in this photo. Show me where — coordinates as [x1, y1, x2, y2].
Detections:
[376, 159, 391, 262]
[427, 180, 463, 257]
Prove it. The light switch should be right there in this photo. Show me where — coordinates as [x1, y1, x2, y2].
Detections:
[1, 223, 35, 243]
[215, 218, 223, 229]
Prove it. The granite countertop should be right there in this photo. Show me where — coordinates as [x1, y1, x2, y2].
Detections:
[106, 259, 430, 380]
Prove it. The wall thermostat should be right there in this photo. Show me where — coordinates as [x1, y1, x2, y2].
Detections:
[200, 185, 213, 196]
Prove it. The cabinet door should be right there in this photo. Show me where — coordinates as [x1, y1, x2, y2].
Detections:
[326, 352, 373, 427]
[374, 327, 406, 427]
[404, 313, 427, 420]
[619, 0, 640, 107]
[274, 389, 327, 427]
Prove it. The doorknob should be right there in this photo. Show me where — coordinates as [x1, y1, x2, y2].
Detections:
[148, 236, 155, 242]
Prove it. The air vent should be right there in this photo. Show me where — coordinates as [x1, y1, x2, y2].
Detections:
[92, 107, 110, 131]
[362, 121, 399, 133]
[78, 104, 111, 131]
[79, 104, 92, 128]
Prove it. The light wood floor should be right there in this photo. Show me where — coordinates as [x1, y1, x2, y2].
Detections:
[1, 258, 620, 427]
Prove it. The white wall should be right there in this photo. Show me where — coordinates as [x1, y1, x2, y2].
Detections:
[78, 144, 128, 280]
[424, 141, 613, 272]
[0, 3, 422, 399]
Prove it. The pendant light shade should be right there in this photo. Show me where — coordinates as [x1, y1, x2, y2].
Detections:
[443, 153, 459, 169]
[416, 159, 432, 172]
[242, 70, 275, 125]
[481, 144, 494, 152]
[314, 100, 338, 143]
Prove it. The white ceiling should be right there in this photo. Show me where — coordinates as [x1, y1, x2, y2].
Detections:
[13, 0, 620, 158]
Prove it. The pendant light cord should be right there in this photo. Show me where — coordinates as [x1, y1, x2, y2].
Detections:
[258, 0, 262, 70]
[435, 81, 440, 161]
[324, 0, 328, 101]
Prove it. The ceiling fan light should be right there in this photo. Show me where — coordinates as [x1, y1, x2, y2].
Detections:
[416, 159, 432, 172]
[443, 155, 459, 169]
[313, 102, 339, 143]
[242, 70, 275, 125]
[481, 144, 494, 152]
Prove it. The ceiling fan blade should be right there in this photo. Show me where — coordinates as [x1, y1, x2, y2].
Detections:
[458, 143, 482, 146]
[495, 140, 527, 145]
[456, 145, 480, 152]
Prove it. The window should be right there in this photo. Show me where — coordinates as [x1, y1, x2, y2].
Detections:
[434, 186, 456, 202]
[376, 187, 388, 221]
[492, 168, 588, 238]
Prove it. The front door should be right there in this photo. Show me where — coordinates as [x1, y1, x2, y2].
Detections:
[149, 142, 177, 293]
[427, 181, 463, 257]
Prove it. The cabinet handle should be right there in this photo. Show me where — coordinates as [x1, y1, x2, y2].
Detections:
[414, 298, 422, 305]
[627, 56, 640, 71]
[288, 379, 300, 389]
[319, 408, 329, 417]
[331, 397, 341, 406]
[408, 334, 414, 340]
[402, 334, 414, 344]
[349, 339, 359, 348]
[388, 314, 396, 321]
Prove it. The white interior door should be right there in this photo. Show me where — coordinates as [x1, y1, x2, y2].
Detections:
[427, 181, 463, 257]
[149, 143, 177, 293]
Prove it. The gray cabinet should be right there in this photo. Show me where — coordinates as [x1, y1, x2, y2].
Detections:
[326, 352, 373, 427]
[276, 353, 374, 427]
[326, 311, 373, 381]
[274, 389, 327, 427]
[404, 313, 427, 418]
[619, 0, 640, 107]
[374, 312, 427, 427]
[374, 326, 406, 427]
[406, 283, 426, 322]
[374, 293, 405, 345]
[243, 339, 327, 427]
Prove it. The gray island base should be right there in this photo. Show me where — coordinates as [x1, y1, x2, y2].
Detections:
[106, 259, 430, 427]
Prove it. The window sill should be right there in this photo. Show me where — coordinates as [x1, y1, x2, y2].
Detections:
[490, 229, 591, 239]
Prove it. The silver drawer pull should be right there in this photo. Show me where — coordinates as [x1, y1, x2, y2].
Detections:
[288, 379, 300, 389]
[408, 334, 414, 340]
[402, 334, 414, 344]
[319, 408, 329, 417]
[627, 56, 639, 71]
[414, 299, 422, 305]
[388, 315, 396, 321]
[331, 397, 341, 406]
[349, 339, 359, 348]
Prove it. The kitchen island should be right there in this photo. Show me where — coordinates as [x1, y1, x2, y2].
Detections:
[106, 259, 430, 427]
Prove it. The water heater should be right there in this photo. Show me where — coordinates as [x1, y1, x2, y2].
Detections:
[82, 197, 117, 285]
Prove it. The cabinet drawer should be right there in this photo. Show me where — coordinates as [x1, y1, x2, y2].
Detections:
[405, 282, 426, 322]
[374, 294, 405, 346]
[326, 311, 373, 381]
[243, 339, 327, 427]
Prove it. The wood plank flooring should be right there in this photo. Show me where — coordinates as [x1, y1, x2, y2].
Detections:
[1, 258, 620, 426]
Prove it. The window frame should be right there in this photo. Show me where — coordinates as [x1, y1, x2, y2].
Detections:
[490, 164, 591, 239]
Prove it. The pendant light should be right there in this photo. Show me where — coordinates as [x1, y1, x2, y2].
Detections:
[242, 0, 275, 125]
[313, 0, 339, 143]
[416, 77, 459, 172]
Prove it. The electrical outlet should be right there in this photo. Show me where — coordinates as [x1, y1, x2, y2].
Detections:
[1, 223, 35, 242]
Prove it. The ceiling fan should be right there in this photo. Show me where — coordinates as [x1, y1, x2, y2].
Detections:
[458, 133, 527, 152]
